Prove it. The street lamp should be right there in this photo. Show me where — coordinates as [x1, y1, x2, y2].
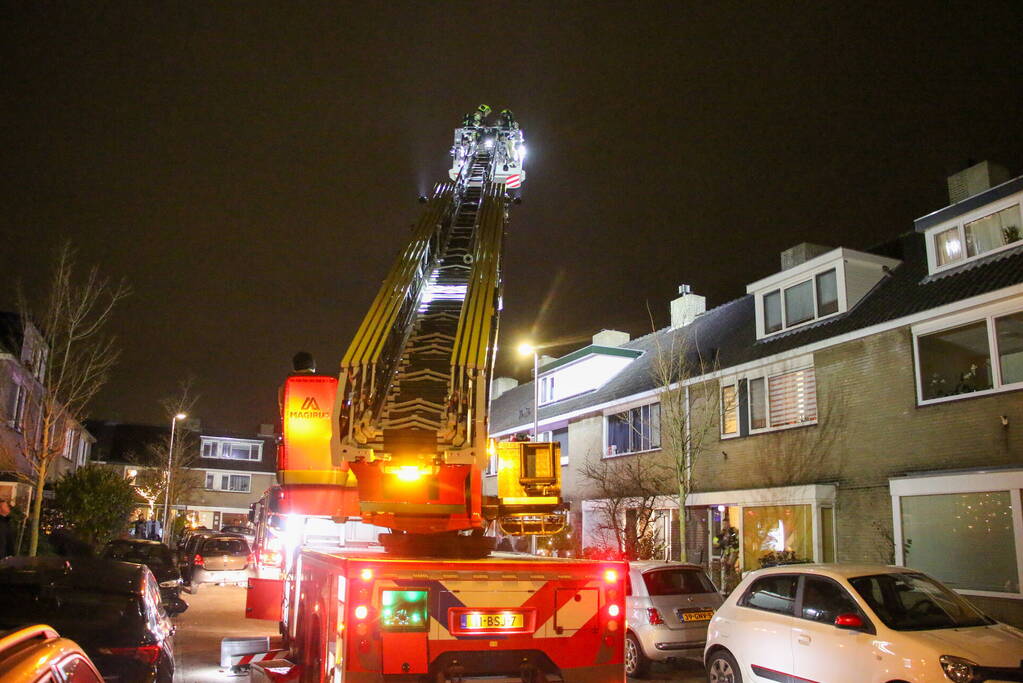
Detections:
[517, 342, 539, 440]
[161, 412, 187, 541]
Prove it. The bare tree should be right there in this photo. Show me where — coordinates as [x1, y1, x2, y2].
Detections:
[19, 244, 129, 555]
[650, 327, 722, 563]
[580, 453, 673, 560]
[128, 381, 202, 537]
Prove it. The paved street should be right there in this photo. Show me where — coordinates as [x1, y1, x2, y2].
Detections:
[631, 660, 705, 683]
[172, 584, 279, 683]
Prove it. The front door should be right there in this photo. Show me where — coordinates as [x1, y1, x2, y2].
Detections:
[732, 574, 797, 682]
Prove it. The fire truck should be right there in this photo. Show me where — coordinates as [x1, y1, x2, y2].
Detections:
[247, 108, 626, 683]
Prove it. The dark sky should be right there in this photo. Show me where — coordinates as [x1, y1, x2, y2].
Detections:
[2, 3, 1022, 432]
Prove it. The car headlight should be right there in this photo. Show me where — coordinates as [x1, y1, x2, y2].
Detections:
[939, 655, 976, 683]
[160, 579, 182, 588]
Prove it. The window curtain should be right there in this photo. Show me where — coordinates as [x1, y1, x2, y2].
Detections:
[742, 504, 813, 571]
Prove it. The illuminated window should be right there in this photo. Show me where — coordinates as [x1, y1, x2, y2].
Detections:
[721, 385, 737, 435]
[721, 365, 817, 437]
[205, 472, 251, 493]
[930, 202, 1022, 272]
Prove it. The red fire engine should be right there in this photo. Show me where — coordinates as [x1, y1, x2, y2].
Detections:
[246, 108, 626, 683]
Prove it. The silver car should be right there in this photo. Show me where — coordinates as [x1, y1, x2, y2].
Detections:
[625, 562, 723, 678]
[188, 534, 251, 590]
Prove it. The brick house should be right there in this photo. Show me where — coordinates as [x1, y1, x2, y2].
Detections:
[88, 420, 278, 531]
[0, 312, 93, 506]
[488, 162, 1023, 625]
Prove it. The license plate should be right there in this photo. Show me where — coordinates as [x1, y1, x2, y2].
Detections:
[681, 610, 714, 622]
[460, 612, 524, 630]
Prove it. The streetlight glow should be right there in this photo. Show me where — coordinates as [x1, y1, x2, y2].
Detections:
[517, 342, 534, 356]
[175, 412, 187, 420]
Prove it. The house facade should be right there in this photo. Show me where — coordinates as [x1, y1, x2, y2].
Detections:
[1, 313, 93, 507]
[88, 421, 278, 531]
[488, 162, 1023, 626]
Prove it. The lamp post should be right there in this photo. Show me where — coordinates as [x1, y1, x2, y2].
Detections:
[162, 412, 187, 541]
[517, 342, 539, 440]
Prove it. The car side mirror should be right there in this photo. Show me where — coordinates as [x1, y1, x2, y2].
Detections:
[834, 613, 865, 630]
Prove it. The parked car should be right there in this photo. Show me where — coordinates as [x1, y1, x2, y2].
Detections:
[101, 539, 188, 616]
[0, 623, 104, 682]
[183, 534, 251, 590]
[0, 557, 175, 683]
[624, 561, 723, 677]
[704, 564, 1023, 683]
[176, 529, 218, 577]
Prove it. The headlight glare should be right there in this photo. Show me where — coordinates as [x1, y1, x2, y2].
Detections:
[939, 654, 975, 683]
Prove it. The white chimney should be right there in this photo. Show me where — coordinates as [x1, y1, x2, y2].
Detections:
[491, 376, 519, 401]
[947, 161, 1011, 203]
[670, 285, 705, 329]
[592, 329, 630, 347]
[538, 355, 557, 369]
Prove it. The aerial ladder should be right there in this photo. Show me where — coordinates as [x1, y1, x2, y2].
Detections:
[277, 108, 565, 558]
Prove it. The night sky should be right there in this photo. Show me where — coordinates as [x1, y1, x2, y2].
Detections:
[2, 4, 1022, 432]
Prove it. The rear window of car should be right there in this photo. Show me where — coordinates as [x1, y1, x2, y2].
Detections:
[202, 537, 248, 554]
[740, 574, 799, 615]
[642, 568, 716, 596]
[103, 542, 174, 566]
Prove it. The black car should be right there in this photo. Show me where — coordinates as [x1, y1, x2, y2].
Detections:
[101, 539, 188, 616]
[0, 557, 175, 683]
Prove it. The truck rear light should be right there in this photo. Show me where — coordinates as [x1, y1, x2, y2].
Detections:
[193, 554, 205, 568]
[98, 645, 162, 665]
[607, 603, 620, 618]
[647, 608, 664, 625]
[359, 568, 373, 581]
[353, 605, 369, 620]
[603, 569, 618, 584]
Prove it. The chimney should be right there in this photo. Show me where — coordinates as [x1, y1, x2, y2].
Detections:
[592, 329, 630, 347]
[670, 284, 706, 329]
[539, 355, 557, 369]
[491, 376, 519, 401]
[947, 160, 1011, 203]
[258, 423, 275, 437]
[780, 243, 831, 271]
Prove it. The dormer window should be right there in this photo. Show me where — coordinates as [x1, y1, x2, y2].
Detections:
[761, 268, 839, 335]
[930, 202, 1022, 271]
[749, 248, 898, 340]
[917, 172, 1023, 276]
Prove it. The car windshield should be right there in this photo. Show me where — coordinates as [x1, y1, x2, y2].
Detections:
[202, 538, 248, 554]
[103, 542, 173, 567]
[0, 585, 139, 634]
[642, 568, 716, 596]
[849, 572, 993, 631]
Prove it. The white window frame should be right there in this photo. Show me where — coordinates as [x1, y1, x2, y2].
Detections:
[720, 362, 818, 439]
[63, 427, 76, 460]
[603, 402, 660, 458]
[204, 471, 252, 493]
[200, 438, 262, 462]
[925, 192, 1023, 275]
[757, 264, 847, 338]
[890, 469, 1023, 599]
[912, 299, 1023, 406]
[8, 383, 27, 432]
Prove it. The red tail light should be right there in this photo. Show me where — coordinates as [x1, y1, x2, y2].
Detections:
[98, 645, 162, 665]
[193, 554, 204, 567]
[647, 608, 664, 625]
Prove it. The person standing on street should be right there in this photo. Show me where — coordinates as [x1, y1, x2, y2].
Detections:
[0, 497, 14, 559]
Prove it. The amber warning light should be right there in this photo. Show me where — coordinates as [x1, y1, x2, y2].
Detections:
[280, 375, 339, 482]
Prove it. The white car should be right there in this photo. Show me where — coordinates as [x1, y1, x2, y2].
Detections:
[704, 564, 1023, 683]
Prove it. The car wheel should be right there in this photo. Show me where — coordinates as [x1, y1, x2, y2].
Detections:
[706, 650, 742, 683]
[625, 633, 651, 679]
